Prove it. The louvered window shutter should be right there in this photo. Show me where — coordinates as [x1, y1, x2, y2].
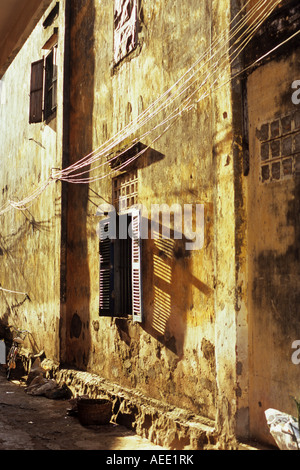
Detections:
[130, 208, 143, 323]
[99, 218, 115, 316]
[29, 59, 44, 123]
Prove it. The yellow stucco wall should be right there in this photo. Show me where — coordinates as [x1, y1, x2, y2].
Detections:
[0, 0, 66, 360]
[1, 0, 297, 446]
[247, 48, 300, 443]
[60, 0, 241, 430]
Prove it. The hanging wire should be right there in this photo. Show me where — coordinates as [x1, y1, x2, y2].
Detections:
[56, 0, 284, 183]
[56, 0, 275, 181]
[0, 0, 293, 213]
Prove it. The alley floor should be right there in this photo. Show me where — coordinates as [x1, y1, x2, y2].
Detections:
[0, 366, 166, 451]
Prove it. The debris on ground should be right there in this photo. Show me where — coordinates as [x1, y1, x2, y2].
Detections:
[24, 358, 71, 400]
[265, 408, 300, 450]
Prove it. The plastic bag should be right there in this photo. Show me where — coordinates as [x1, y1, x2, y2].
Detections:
[265, 408, 300, 450]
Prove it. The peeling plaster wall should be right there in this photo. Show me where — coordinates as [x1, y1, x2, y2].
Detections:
[247, 48, 300, 444]
[0, 0, 257, 443]
[61, 0, 242, 436]
[0, 0, 66, 360]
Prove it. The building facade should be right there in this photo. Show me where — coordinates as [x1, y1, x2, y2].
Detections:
[0, 0, 299, 447]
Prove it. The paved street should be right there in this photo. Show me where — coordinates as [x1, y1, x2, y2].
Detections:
[0, 366, 165, 451]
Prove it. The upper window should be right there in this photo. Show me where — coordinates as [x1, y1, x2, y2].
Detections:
[114, 0, 138, 65]
[29, 45, 57, 124]
[113, 169, 138, 212]
[44, 47, 58, 121]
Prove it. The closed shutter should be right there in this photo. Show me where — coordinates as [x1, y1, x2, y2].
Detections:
[130, 208, 143, 323]
[29, 59, 44, 123]
[99, 218, 115, 316]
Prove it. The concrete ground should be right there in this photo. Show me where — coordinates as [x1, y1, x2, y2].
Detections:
[0, 366, 166, 451]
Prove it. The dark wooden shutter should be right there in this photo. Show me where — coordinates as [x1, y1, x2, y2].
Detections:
[99, 218, 115, 316]
[130, 208, 143, 323]
[29, 59, 44, 123]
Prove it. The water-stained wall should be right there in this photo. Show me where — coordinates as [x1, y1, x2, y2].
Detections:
[247, 46, 300, 443]
[3, 0, 298, 447]
[0, 1, 67, 360]
[61, 0, 242, 433]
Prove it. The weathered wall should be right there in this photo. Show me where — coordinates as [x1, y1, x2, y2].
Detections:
[247, 47, 300, 444]
[0, 0, 66, 360]
[61, 0, 242, 435]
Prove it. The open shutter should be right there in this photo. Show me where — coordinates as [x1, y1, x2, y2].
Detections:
[114, 0, 138, 64]
[99, 217, 115, 316]
[29, 59, 44, 123]
[130, 208, 143, 323]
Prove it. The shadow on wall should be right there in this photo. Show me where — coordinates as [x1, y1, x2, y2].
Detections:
[63, 0, 96, 368]
[253, 174, 300, 339]
[143, 220, 213, 359]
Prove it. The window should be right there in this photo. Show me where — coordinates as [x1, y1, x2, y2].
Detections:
[257, 110, 300, 183]
[113, 169, 138, 212]
[29, 59, 44, 123]
[29, 45, 57, 124]
[114, 0, 138, 65]
[99, 208, 143, 322]
[44, 47, 58, 120]
[99, 171, 142, 322]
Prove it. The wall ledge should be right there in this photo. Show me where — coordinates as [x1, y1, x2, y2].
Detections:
[41, 359, 219, 450]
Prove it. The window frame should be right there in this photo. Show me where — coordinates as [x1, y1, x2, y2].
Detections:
[29, 44, 58, 124]
[113, 0, 138, 65]
[44, 46, 58, 121]
[29, 58, 44, 124]
[99, 208, 143, 323]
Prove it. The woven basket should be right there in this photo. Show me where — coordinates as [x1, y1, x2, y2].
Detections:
[77, 398, 112, 425]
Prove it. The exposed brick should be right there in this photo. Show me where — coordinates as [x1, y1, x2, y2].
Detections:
[261, 142, 269, 161]
[282, 158, 293, 176]
[294, 111, 300, 130]
[270, 140, 280, 158]
[294, 133, 300, 153]
[295, 155, 300, 173]
[261, 165, 270, 182]
[256, 123, 269, 141]
[270, 119, 280, 138]
[271, 162, 281, 180]
[282, 136, 292, 156]
[281, 115, 292, 134]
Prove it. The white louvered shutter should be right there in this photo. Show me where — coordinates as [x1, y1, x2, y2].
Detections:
[130, 208, 143, 323]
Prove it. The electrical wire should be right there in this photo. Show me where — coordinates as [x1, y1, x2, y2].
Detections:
[0, 0, 293, 213]
[0, 286, 29, 296]
[55, 0, 273, 179]
[56, 0, 284, 183]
